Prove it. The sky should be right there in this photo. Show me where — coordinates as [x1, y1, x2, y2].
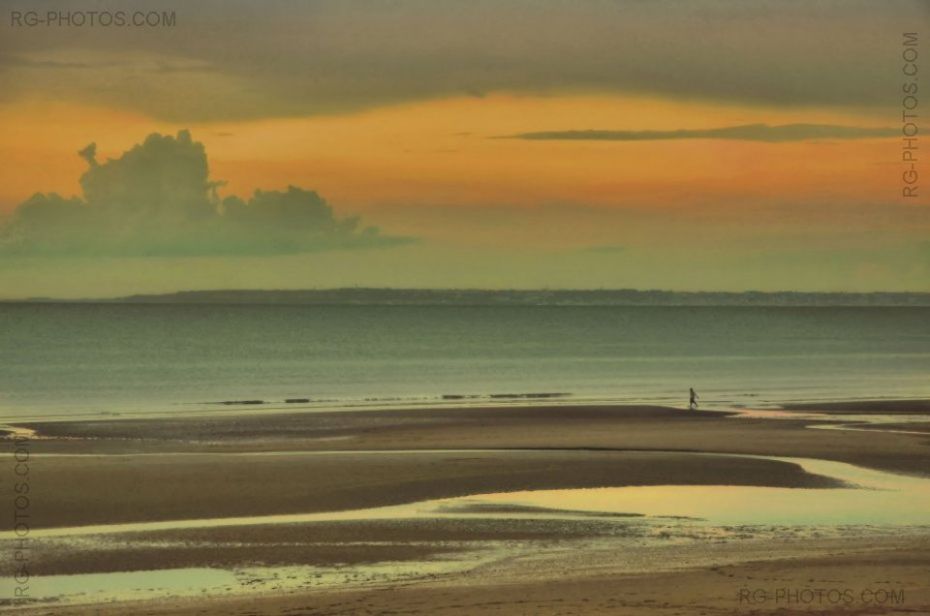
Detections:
[0, 0, 928, 297]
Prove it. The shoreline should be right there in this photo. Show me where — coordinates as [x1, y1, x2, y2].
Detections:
[4, 394, 930, 426]
[6, 401, 930, 471]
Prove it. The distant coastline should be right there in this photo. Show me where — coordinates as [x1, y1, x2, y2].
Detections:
[6, 288, 930, 306]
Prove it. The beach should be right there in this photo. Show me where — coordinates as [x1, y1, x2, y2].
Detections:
[3, 1, 928, 611]
[2, 400, 930, 614]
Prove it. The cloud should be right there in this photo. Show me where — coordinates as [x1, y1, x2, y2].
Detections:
[0, 130, 411, 257]
[501, 124, 897, 143]
[0, 0, 924, 120]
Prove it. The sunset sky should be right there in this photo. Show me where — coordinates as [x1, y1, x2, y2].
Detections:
[0, 0, 927, 297]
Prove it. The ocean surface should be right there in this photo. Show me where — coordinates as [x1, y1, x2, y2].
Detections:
[1, 303, 928, 421]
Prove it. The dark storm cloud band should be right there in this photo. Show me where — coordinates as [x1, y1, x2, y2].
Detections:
[500, 124, 898, 143]
[0, 0, 925, 121]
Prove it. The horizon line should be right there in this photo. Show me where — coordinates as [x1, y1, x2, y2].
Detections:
[3, 287, 930, 304]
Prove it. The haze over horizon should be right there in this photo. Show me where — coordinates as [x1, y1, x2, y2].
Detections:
[1, 0, 927, 297]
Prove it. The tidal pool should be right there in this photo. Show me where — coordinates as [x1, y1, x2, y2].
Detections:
[2, 453, 929, 609]
[0, 567, 236, 607]
[7, 453, 930, 540]
[463, 457, 930, 526]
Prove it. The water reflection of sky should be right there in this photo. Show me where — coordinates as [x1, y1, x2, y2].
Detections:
[4, 453, 930, 609]
[470, 457, 930, 526]
[10, 454, 930, 541]
[0, 568, 236, 608]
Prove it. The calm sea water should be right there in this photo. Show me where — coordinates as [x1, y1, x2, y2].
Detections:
[1, 303, 928, 421]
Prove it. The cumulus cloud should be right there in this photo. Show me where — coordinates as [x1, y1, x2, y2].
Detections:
[502, 124, 897, 143]
[0, 130, 410, 256]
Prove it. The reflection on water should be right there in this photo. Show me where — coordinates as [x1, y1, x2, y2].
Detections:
[10, 455, 930, 541]
[732, 408, 930, 436]
[422, 456, 930, 527]
[468, 457, 930, 526]
[0, 568, 236, 607]
[0, 558, 500, 608]
[3, 454, 930, 608]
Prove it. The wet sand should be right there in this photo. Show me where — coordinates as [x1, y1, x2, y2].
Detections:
[1, 449, 843, 531]
[10, 530, 930, 615]
[185, 535, 930, 616]
[780, 399, 930, 414]
[12, 403, 930, 473]
[3, 402, 930, 614]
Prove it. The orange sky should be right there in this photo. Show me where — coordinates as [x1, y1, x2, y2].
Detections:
[0, 90, 926, 296]
[0, 94, 903, 221]
[2, 0, 927, 296]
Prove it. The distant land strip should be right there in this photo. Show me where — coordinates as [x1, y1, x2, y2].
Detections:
[6, 289, 930, 306]
[500, 123, 898, 142]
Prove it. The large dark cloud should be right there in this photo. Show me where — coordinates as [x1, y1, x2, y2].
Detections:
[0, 130, 409, 256]
[502, 124, 897, 142]
[0, 0, 925, 121]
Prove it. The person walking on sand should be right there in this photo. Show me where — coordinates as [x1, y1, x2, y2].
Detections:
[689, 387, 698, 410]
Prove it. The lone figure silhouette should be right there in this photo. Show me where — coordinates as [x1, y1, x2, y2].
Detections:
[689, 387, 699, 410]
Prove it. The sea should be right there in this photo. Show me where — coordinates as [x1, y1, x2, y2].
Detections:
[1, 303, 928, 422]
